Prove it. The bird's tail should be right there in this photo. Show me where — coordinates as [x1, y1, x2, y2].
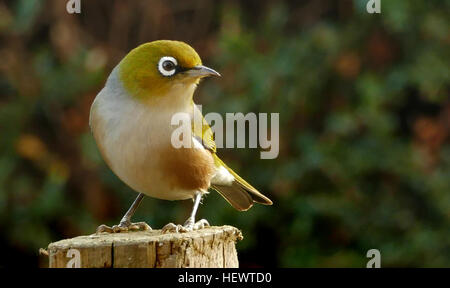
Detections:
[211, 157, 273, 211]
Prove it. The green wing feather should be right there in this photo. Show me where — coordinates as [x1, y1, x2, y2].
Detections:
[192, 111, 216, 153]
[191, 109, 273, 211]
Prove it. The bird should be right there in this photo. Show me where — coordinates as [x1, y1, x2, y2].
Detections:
[89, 40, 272, 233]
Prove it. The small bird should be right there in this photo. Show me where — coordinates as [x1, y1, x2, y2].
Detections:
[90, 40, 272, 233]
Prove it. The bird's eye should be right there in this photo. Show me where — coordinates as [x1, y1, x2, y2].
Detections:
[162, 60, 175, 71]
[158, 56, 178, 77]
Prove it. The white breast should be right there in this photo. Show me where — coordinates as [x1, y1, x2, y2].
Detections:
[89, 67, 204, 200]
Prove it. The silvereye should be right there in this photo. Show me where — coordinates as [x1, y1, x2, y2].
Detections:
[90, 40, 272, 233]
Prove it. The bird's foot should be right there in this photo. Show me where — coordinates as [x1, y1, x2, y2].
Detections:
[96, 220, 151, 233]
[162, 218, 209, 233]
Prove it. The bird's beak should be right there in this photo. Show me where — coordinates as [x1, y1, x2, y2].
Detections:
[185, 65, 221, 78]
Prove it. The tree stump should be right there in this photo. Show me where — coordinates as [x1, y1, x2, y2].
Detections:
[47, 225, 243, 268]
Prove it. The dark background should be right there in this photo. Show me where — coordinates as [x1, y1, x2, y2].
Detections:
[0, 0, 448, 267]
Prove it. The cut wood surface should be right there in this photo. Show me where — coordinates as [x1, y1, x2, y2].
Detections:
[47, 225, 243, 268]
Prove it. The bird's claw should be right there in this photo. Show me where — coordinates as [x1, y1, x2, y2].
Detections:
[96, 221, 152, 233]
[162, 219, 210, 233]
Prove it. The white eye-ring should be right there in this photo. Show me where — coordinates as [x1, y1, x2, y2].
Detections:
[158, 56, 178, 77]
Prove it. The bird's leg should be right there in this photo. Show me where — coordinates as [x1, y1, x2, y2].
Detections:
[162, 191, 210, 233]
[183, 191, 208, 229]
[96, 193, 151, 233]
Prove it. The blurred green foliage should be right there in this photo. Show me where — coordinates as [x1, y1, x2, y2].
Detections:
[0, 0, 449, 267]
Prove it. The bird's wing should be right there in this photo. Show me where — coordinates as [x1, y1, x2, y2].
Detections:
[211, 154, 273, 210]
[191, 107, 272, 211]
[191, 108, 216, 153]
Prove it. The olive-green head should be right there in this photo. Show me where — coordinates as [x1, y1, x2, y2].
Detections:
[118, 40, 220, 101]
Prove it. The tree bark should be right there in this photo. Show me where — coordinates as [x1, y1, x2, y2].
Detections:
[47, 225, 243, 268]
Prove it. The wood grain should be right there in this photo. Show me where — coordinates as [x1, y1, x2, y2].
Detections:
[47, 226, 243, 268]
